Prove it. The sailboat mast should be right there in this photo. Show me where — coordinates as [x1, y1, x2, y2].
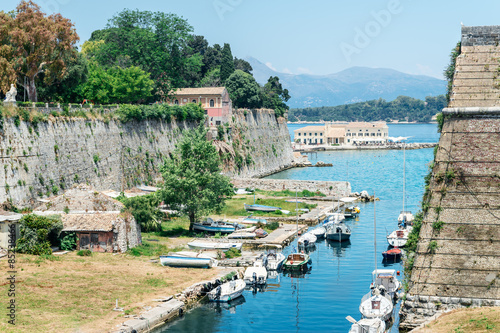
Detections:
[403, 143, 406, 213]
[296, 190, 298, 240]
[374, 191, 377, 275]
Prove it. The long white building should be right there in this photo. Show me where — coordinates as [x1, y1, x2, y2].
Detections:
[294, 122, 389, 145]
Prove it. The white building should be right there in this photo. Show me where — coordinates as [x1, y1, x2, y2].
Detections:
[294, 122, 389, 146]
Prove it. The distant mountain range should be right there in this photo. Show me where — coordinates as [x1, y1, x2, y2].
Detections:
[246, 57, 447, 109]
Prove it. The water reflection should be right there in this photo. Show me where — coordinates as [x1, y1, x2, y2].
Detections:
[206, 296, 246, 314]
[282, 266, 312, 278]
[326, 239, 351, 257]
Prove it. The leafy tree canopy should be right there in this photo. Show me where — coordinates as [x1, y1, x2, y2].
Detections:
[16, 214, 63, 255]
[220, 43, 235, 83]
[226, 70, 262, 109]
[262, 76, 290, 117]
[158, 124, 234, 231]
[0, 0, 79, 101]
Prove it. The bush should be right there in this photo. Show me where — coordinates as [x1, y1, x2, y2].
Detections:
[267, 221, 280, 231]
[225, 247, 241, 259]
[59, 232, 77, 251]
[118, 194, 163, 232]
[16, 214, 63, 255]
[77, 249, 92, 256]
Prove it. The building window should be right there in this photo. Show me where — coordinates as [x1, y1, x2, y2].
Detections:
[309, 133, 312, 136]
[320, 139, 323, 144]
[371, 133, 375, 136]
[315, 133, 317, 136]
[174, 100, 179, 105]
[216, 120, 221, 125]
[91, 233, 99, 244]
[377, 133, 381, 136]
[365, 133, 369, 137]
[298, 133, 301, 136]
[348, 139, 350, 143]
[320, 133, 323, 136]
[192, 99, 197, 103]
[210, 99, 215, 107]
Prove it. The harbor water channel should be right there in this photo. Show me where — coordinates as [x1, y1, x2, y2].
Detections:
[154, 124, 440, 333]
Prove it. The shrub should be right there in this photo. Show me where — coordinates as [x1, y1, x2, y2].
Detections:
[59, 232, 77, 250]
[432, 220, 445, 232]
[16, 214, 63, 255]
[267, 221, 280, 231]
[77, 249, 92, 256]
[428, 240, 439, 254]
[225, 247, 241, 259]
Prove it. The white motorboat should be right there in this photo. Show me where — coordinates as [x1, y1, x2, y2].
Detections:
[310, 226, 326, 238]
[325, 212, 345, 224]
[386, 226, 409, 247]
[370, 269, 401, 301]
[187, 241, 242, 251]
[398, 211, 414, 224]
[325, 222, 351, 242]
[244, 262, 267, 285]
[347, 316, 386, 333]
[160, 251, 217, 268]
[207, 279, 246, 302]
[297, 232, 317, 247]
[359, 286, 394, 322]
[227, 232, 256, 239]
[262, 251, 286, 271]
[193, 218, 238, 233]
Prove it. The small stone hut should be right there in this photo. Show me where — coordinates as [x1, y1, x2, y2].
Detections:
[34, 184, 141, 253]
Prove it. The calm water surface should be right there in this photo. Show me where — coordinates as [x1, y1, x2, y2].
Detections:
[155, 124, 439, 333]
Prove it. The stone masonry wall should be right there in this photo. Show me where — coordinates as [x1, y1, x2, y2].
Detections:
[0, 109, 294, 206]
[232, 178, 351, 197]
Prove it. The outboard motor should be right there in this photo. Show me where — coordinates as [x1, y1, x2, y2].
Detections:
[337, 227, 342, 233]
[252, 272, 257, 285]
[215, 286, 222, 300]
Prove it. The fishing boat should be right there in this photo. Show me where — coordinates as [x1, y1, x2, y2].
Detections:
[159, 252, 217, 268]
[386, 226, 409, 247]
[325, 221, 351, 242]
[187, 241, 242, 251]
[283, 191, 311, 271]
[262, 250, 286, 271]
[382, 247, 402, 261]
[359, 286, 394, 322]
[324, 212, 345, 224]
[244, 203, 281, 212]
[241, 217, 267, 225]
[244, 262, 267, 285]
[298, 232, 317, 247]
[227, 232, 256, 239]
[398, 211, 414, 224]
[369, 269, 401, 301]
[340, 197, 360, 218]
[346, 316, 386, 333]
[282, 252, 310, 271]
[310, 226, 326, 238]
[193, 218, 238, 234]
[207, 279, 246, 302]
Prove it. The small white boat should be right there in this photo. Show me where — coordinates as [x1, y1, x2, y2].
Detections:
[310, 226, 326, 238]
[359, 286, 394, 322]
[227, 232, 256, 239]
[298, 233, 317, 247]
[159, 252, 217, 268]
[193, 218, 238, 234]
[244, 262, 267, 285]
[398, 211, 414, 224]
[325, 222, 351, 242]
[325, 212, 345, 223]
[347, 316, 386, 333]
[370, 269, 401, 301]
[386, 226, 409, 247]
[208, 279, 246, 302]
[187, 241, 243, 251]
[262, 251, 286, 271]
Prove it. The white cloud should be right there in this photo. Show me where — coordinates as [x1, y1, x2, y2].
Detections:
[265, 62, 277, 71]
[297, 67, 313, 74]
[282, 68, 293, 74]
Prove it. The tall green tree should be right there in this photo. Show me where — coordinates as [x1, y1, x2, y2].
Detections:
[225, 70, 262, 109]
[262, 76, 291, 117]
[234, 57, 252, 74]
[0, 1, 79, 101]
[88, 9, 193, 91]
[158, 124, 234, 231]
[220, 43, 235, 83]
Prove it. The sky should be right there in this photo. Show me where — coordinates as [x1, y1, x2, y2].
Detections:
[4, 0, 500, 79]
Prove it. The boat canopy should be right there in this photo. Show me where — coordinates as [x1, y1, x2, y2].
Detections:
[340, 197, 358, 203]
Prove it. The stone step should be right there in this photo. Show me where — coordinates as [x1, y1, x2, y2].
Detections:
[456, 64, 500, 72]
[416, 238, 500, 256]
[410, 280, 500, 299]
[451, 92, 500, 100]
[453, 71, 496, 79]
[419, 222, 500, 240]
[451, 78, 498, 87]
[413, 250, 500, 270]
[452, 86, 500, 93]
[449, 100, 500, 107]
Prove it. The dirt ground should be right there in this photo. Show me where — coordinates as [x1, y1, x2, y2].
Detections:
[412, 307, 500, 333]
[0, 247, 224, 333]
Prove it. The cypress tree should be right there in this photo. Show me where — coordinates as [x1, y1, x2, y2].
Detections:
[220, 43, 235, 83]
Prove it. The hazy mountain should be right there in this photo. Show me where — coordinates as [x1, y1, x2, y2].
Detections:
[246, 57, 447, 108]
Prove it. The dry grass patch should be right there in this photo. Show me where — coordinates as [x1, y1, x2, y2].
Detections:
[0, 250, 220, 333]
[414, 307, 500, 333]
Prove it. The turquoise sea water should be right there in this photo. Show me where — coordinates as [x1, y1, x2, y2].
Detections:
[154, 124, 439, 333]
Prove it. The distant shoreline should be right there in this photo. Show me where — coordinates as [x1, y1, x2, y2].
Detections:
[287, 121, 438, 125]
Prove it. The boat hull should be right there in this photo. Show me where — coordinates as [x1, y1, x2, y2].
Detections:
[159, 255, 215, 268]
[187, 241, 242, 251]
[326, 232, 351, 242]
[193, 224, 235, 233]
[282, 253, 310, 271]
[244, 203, 281, 212]
[208, 280, 246, 302]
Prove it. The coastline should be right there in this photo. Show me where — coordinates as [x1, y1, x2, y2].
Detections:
[287, 121, 438, 125]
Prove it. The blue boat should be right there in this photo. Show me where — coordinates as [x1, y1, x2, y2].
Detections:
[244, 203, 281, 212]
[193, 218, 237, 234]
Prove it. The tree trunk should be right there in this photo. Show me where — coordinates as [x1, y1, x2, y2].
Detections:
[188, 212, 195, 232]
[26, 77, 37, 102]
